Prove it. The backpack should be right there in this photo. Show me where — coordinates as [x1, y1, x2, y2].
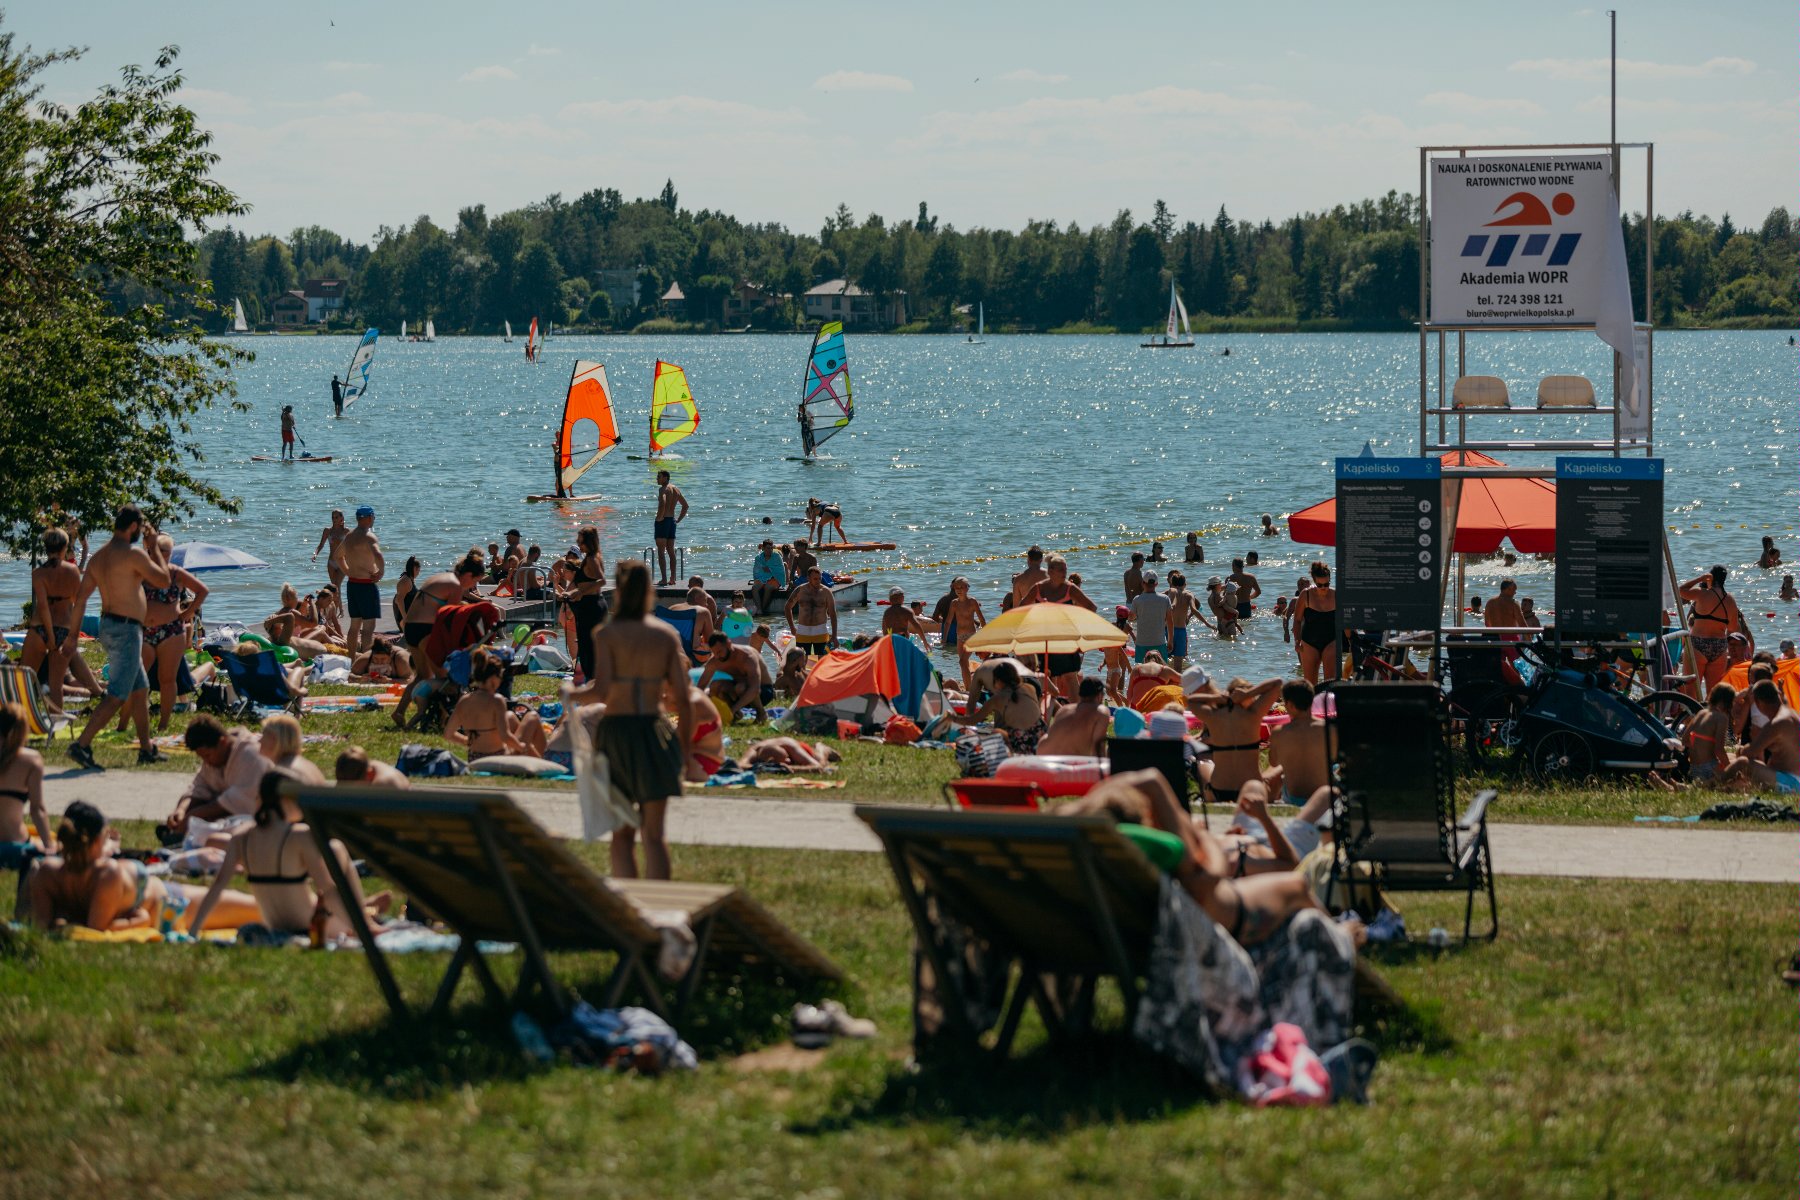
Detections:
[954, 729, 1009, 778]
[883, 715, 922, 745]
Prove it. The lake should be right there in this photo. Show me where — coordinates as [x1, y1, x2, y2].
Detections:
[5, 329, 1793, 685]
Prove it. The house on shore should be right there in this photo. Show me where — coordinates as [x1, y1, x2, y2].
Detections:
[659, 281, 686, 318]
[803, 279, 907, 329]
[724, 280, 788, 324]
[270, 289, 309, 329]
[302, 278, 347, 324]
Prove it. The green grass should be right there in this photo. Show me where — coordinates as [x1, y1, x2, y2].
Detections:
[0, 826, 1791, 1197]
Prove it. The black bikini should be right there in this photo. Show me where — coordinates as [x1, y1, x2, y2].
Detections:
[245, 826, 309, 886]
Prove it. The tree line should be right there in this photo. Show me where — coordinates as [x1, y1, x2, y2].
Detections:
[200, 185, 1799, 335]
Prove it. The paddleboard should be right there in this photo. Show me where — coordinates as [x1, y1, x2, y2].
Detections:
[524, 493, 604, 504]
[813, 541, 896, 553]
[250, 455, 334, 463]
[625, 453, 685, 462]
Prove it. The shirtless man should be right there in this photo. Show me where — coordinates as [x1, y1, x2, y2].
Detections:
[1679, 566, 1750, 690]
[1123, 552, 1147, 603]
[684, 576, 719, 621]
[790, 538, 819, 584]
[1038, 676, 1111, 757]
[653, 470, 689, 586]
[392, 552, 486, 727]
[940, 576, 987, 688]
[785, 566, 838, 657]
[280, 404, 298, 460]
[335, 505, 385, 656]
[61, 504, 171, 770]
[879, 587, 929, 645]
[668, 594, 715, 662]
[312, 510, 349, 589]
[1011, 545, 1048, 608]
[1720, 680, 1800, 794]
[23, 528, 103, 712]
[1227, 558, 1261, 620]
[1483, 578, 1524, 629]
[1264, 679, 1328, 807]
[1165, 571, 1206, 666]
[697, 632, 767, 721]
[1022, 554, 1097, 699]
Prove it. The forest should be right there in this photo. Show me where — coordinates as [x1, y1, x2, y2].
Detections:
[197, 181, 1799, 334]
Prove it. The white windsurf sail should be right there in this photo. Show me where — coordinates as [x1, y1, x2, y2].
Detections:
[340, 328, 379, 408]
[504, 320, 513, 343]
[424, 317, 436, 342]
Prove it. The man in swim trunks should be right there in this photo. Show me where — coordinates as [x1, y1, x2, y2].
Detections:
[61, 504, 171, 771]
[1123, 552, 1147, 603]
[653, 470, 689, 587]
[312, 510, 349, 589]
[280, 404, 297, 460]
[1022, 554, 1097, 698]
[786, 567, 838, 657]
[697, 632, 768, 722]
[1679, 565, 1750, 690]
[879, 587, 929, 646]
[1228, 558, 1261, 620]
[336, 505, 385, 657]
[1011, 545, 1048, 608]
[1165, 571, 1205, 665]
[1264, 679, 1328, 807]
[331, 374, 344, 417]
[1038, 676, 1112, 757]
[1720, 680, 1800, 794]
[1130, 572, 1174, 662]
[751, 539, 787, 615]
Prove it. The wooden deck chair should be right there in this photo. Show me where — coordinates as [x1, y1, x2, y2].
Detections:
[1451, 374, 1510, 409]
[0, 663, 71, 742]
[1536, 374, 1596, 408]
[291, 782, 840, 1024]
[1324, 682, 1498, 942]
[856, 804, 1163, 1057]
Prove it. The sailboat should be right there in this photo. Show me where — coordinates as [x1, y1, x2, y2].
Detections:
[504, 320, 514, 343]
[226, 297, 250, 336]
[966, 302, 985, 345]
[793, 321, 853, 460]
[632, 361, 699, 460]
[525, 360, 618, 502]
[1141, 281, 1195, 348]
[424, 317, 436, 343]
[525, 317, 540, 363]
[338, 328, 379, 413]
[399, 320, 408, 341]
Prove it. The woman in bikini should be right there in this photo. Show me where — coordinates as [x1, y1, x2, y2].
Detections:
[447, 653, 542, 761]
[1022, 554, 1096, 699]
[265, 584, 331, 662]
[1295, 562, 1339, 685]
[565, 558, 691, 880]
[22, 527, 103, 712]
[557, 527, 608, 685]
[685, 684, 729, 781]
[949, 661, 1046, 754]
[392, 556, 422, 630]
[142, 533, 208, 733]
[0, 704, 51, 872]
[1189, 677, 1283, 810]
[1678, 565, 1748, 691]
[186, 770, 387, 942]
[28, 801, 258, 934]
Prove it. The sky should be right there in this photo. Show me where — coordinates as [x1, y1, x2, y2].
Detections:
[8, 1, 1793, 243]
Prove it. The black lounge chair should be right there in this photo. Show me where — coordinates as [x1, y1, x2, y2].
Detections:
[1324, 681, 1498, 942]
[291, 782, 841, 1022]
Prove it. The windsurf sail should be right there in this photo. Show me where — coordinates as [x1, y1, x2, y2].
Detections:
[424, 318, 436, 342]
[341, 329, 379, 408]
[527, 317, 539, 360]
[400, 320, 407, 340]
[978, 303, 984, 337]
[231, 298, 248, 334]
[555, 359, 619, 496]
[649, 360, 699, 456]
[799, 321, 853, 455]
[504, 320, 513, 343]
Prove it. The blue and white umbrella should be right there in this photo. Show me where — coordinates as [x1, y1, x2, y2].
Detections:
[169, 542, 270, 573]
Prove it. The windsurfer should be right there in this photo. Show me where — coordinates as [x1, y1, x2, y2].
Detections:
[785, 566, 837, 657]
[798, 403, 816, 457]
[330, 375, 344, 418]
[653, 470, 689, 587]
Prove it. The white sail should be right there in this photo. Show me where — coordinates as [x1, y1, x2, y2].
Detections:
[1166, 282, 1179, 339]
[1175, 291, 1191, 337]
[504, 320, 513, 342]
[231, 297, 248, 334]
[400, 320, 407, 340]
[424, 318, 436, 342]
[978, 303, 984, 337]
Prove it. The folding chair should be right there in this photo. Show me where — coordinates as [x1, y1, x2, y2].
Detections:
[1107, 736, 1192, 812]
[0, 663, 72, 742]
[218, 651, 302, 717]
[1325, 682, 1498, 942]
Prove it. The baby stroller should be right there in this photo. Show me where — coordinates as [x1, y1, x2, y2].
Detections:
[408, 646, 517, 734]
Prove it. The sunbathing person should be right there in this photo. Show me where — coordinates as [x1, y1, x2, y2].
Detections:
[235, 641, 311, 698]
[333, 747, 411, 788]
[351, 639, 413, 682]
[683, 685, 728, 781]
[0, 703, 51, 871]
[28, 801, 259, 933]
[540, 702, 606, 774]
[1037, 676, 1111, 757]
[185, 770, 388, 942]
[264, 584, 332, 661]
[447, 652, 542, 759]
[740, 738, 842, 770]
[1720, 680, 1800, 794]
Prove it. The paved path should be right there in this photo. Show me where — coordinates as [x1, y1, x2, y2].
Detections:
[38, 769, 1798, 885]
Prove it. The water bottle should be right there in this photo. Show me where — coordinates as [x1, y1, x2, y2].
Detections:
[1428, 927, 1451, 950]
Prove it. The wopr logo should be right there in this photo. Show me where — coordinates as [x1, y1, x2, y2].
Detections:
[1460, 191, 1580, 269]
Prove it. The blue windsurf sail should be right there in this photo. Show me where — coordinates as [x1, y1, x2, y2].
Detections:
[341, 328, 379, 408]
[799, 321, 852, 455]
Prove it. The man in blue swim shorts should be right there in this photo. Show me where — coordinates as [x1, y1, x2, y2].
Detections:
[653, 469, 689, 587]
[1721, 680, 1800, 794]
[61, 503, 171, 770]
[338, 505, 386, 657]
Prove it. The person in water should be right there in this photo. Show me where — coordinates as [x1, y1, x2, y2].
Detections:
[280, 405, 298, 460]
[330, 374, 344, 418]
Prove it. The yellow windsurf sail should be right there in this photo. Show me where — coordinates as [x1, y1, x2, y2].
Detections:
[555, 359, 619, 495]
[649, 360, 699, 456]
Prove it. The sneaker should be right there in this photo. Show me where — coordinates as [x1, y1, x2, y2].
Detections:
[137, 747, 169, 765]
[820, 1000, 877, 1039]
[67, 743, 101, 771]
[790, 1003, 835, 1049]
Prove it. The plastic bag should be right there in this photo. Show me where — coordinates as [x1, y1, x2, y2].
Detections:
[572, 705, 638, 839]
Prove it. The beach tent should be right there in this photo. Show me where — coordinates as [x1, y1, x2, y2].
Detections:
[1287, 450, 1557, 554]
[790, 635, 942, 725]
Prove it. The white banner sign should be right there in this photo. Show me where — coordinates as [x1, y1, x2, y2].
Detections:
[1429, 154, 1619, 326]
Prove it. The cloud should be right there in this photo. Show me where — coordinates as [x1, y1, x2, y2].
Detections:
[458, 65, 518, 83]
[180, 87, 251, 117]
[559, 94, 810, 129]
[901, 86, 1310, 151]
[812, 70, 914, 93]
[318, 91, 373, 110]
[1509, 56, 1754, 82]
[526, 43, 560, 57]
[998, 68, 1069, 84]
[1421, 90, 1545, 118]
[323, 60, 378, 73]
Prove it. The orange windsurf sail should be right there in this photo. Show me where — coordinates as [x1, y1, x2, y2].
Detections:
[555, 359, 619, 495]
